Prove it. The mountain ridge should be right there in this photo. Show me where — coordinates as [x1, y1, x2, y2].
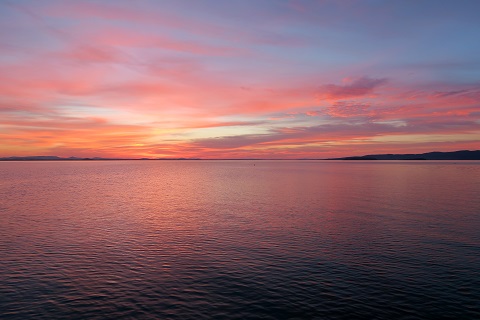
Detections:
[328, 150, 480, 160]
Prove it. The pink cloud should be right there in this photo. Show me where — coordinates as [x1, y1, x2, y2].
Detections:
[80, 26, 247, 56]
[60, 45, 126, 63]
[317, 77, 388, 101]
[325, 101, 373, 118]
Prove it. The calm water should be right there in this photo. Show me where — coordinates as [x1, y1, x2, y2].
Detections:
[1, 160, 479, 319]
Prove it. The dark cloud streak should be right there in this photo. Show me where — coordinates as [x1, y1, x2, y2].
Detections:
[318, 77, 388, 100]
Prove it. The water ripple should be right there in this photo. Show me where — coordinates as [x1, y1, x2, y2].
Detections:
[1, 160, 479, 319]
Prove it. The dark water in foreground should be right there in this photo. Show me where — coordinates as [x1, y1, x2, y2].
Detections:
[1, 160, 479, 319]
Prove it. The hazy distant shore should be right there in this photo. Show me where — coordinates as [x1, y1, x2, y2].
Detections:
[1, 150, 479, 161]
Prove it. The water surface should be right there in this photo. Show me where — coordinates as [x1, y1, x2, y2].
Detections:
[1, 161, 479, 319]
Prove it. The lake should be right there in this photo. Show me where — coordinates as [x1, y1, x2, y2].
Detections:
[1, 160, 479, 319]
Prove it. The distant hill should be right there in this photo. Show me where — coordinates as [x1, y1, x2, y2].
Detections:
[0, 156, 201, 161]
[1, 150, 479, 161]
[0, 156, 64, 161]
[330, 150, 480, 160]
[0, 156, 129, 161]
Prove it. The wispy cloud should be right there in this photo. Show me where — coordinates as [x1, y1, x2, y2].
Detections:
[318, 77, 388, 101]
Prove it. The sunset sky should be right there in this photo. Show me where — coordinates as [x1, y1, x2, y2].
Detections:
[1, 0, 479, 158]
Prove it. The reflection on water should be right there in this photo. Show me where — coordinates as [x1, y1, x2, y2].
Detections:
[1, 160, 479, 319]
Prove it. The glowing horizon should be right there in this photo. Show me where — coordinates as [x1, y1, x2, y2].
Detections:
[1, 0, 479, 159]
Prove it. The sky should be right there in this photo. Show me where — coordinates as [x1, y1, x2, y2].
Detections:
[1, 0, 479, 159]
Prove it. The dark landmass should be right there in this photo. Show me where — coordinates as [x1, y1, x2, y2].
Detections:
[329, 150, 480, 160]
[0, 156, 201, 161]
[1, 150, 479, 161]
[334, 156, 378, 160]
[0, 156, 130, 161]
